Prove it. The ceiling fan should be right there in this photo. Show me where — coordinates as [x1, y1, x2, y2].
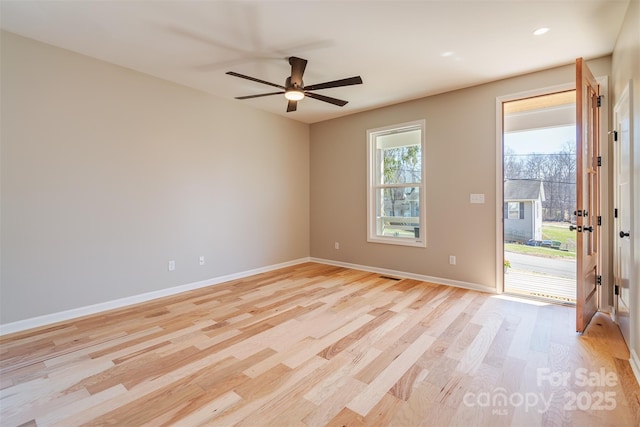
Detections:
[226, 56, 363, 112]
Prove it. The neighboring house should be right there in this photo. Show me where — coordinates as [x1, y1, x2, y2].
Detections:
[504, 179, 545, 243]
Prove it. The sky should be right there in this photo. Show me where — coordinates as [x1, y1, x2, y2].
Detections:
[504, 125, 575, 155]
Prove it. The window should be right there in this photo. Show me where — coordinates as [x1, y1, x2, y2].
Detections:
[505, 202, 525, 220]
[367, 120, 426, 247]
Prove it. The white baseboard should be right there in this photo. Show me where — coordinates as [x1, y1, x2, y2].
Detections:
[1, 257, 496, 336]
[310, 257, 497, 294]
[0, 258, 311, 336]
[630, 349, 640, 386]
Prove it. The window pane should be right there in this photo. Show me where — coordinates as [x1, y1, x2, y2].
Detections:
[367, 119, 425, 247]
[375, 187, 420, 238]
[508, 201, 520, 219]
[381, 145, 422, 184]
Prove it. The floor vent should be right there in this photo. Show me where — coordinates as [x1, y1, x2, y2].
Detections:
[379, 276, 401, 281]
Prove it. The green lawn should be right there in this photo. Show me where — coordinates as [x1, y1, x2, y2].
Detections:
[542, 223, 577, 243]
[505, 222, 577, 259]
[504, 243, 576, 259]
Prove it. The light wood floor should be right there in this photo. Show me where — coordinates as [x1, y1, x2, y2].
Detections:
[1, 263, 638, 426]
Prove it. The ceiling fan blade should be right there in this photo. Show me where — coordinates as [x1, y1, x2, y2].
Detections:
[303, 76, 363, 91]
[235, 91, 284, 100]
[305, 92, 348, 107]
[287, 100, 298, 112]
[289, 57, 308, 86]
[226, 71, 285, 90]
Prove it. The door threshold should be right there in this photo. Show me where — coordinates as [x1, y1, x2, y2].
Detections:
[503, 291, 576, 307]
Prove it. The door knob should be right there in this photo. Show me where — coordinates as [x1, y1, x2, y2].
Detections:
[569, 225, 577, 231]
[583, 226, 594, 232]
[620, 231, 630, 238]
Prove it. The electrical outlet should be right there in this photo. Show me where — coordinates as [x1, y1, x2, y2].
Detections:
[199, 256, 205, 266]
[449, 256, 456, 265]
[334, 242, 340, 250]
[168, 260, 175, 271]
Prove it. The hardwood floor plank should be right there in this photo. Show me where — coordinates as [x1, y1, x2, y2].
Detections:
[354, 338, 412, 385]
[416, 312, 471, 373]
[347, 331, 436, 416]
[336, 311, 409, 358]
[317, 310, 396, 360]
[235, 353, 342, 426]
[1, 358, 114, 419]
[529, 304, 554, 353]
[36, 384, 127, 427]
[264, 400, 317, 427]
[388, 364, 425, 401]
[209, 356, 327, 426]
[456, 310, 504, 375]
[304, 347, 379, 406]
[482, 313, 520, 369]
[387, 381, 439, 426]
[435, 371, 473, 409]
[0, 263, 637, 427]
[84, 382, 205, 426]
[303, 376, 366, 427]
[361, 392, 404, 426]
[282, 314, 376, 369]
[325, 406, 365, 427]
[614, 356, 640, 422]
[4, 388, 90, 427]
[505, 300, 539, 360]
[445, 322, 483, 361]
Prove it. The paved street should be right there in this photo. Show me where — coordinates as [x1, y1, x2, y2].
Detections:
[505, 251, 576, 279]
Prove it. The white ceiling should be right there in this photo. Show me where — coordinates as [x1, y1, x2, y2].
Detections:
[0, 0, 630, 124]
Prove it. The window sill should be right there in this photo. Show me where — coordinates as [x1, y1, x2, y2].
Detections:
[367, 236, 426, 248]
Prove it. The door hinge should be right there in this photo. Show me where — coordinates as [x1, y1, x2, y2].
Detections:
[597, 275, 602, 286]
[597, 156, 602, 166]
[597, 216, 602, 226]
[614, 208, 618, 218]
[615, 284, 619, 295]
[609, 130, 618, 141]
[597, 95, 603, 107]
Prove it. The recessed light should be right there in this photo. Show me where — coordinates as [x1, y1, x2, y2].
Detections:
[441, 51, 454, 57]
[533, 27, 550, 36]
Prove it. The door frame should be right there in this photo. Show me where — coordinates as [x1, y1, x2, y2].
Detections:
[495, 77, 610, 304]
[612, 81, 632, 345]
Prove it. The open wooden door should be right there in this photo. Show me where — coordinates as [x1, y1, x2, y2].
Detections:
[575, 58, 600, 332]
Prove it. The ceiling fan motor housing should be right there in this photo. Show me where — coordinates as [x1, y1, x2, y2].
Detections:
[285, 76, 302, 90]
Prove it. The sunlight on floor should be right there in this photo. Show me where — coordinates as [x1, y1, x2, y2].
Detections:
[492, 293, 551, 306]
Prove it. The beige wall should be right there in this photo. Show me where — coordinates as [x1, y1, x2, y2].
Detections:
[0, 32, 310, 324]
[310, 57, 611, 292]
[611, 0, 640, 368]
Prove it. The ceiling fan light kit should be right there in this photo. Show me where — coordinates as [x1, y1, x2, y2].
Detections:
[284, 89, 304, 101]
[226, 56, 362, 112]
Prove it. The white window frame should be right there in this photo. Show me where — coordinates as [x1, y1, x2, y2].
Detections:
[367, 119, 426, 247]
[507, 201, 520, 220]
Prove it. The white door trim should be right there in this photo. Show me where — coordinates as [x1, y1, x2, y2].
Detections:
[613, 81, 632, 344]
[495, 83, 574, 294]
[495, 77, 609, 301]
